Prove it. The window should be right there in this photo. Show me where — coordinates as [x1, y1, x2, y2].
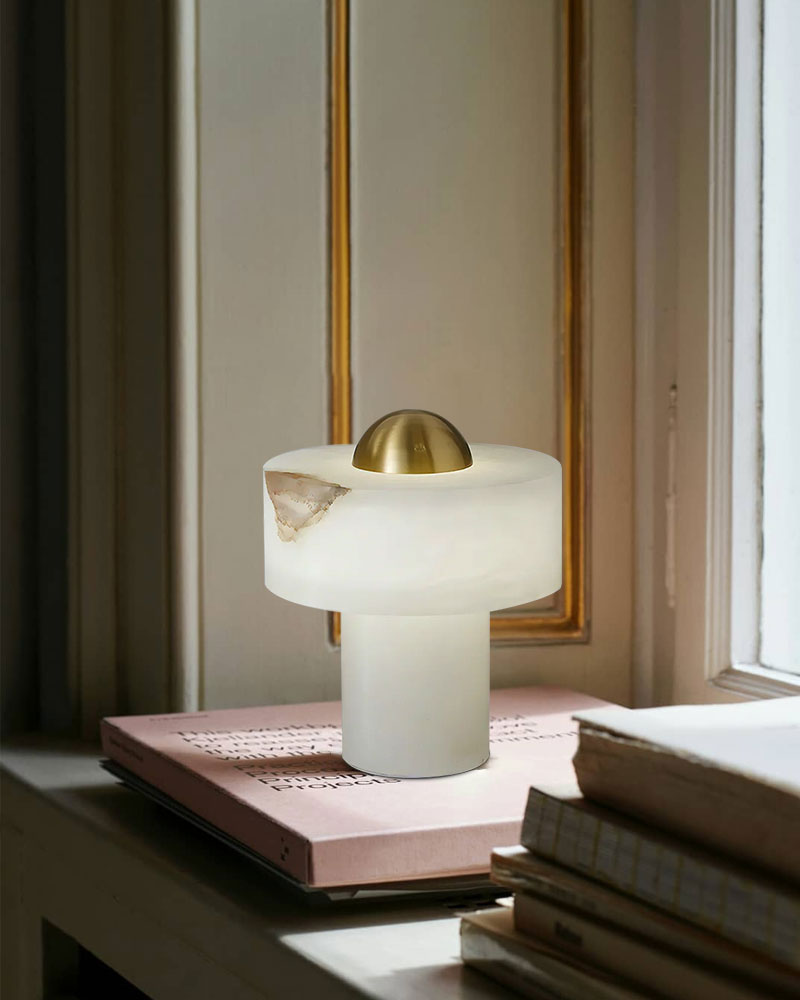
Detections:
[759, 0, 800, 675]
[635, 0, 800, 704]
[730, 0, 800, 687]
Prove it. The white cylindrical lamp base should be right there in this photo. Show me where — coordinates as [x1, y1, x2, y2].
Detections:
[340, 612, 490, 778]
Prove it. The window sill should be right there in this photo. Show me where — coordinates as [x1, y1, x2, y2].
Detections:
[1, 739, 506, 1000]
[713, 663, 800, 700]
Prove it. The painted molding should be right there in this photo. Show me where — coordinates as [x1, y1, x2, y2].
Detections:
[66, 0, 118, 733]
[715, 664, 800, 700]
[66, 0, 172, 733]
[169, 0, 202, 712]
[670, 0, 737, 704]
[703, 0, 736, 684]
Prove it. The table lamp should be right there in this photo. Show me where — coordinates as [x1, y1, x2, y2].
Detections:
[263, 410, 561, 778]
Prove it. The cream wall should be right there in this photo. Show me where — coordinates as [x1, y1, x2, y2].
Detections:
[191, 0, 634, 709]
[350, 0, 558, 457]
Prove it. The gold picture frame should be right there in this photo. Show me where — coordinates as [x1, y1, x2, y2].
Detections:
[328, 0, 588, 645]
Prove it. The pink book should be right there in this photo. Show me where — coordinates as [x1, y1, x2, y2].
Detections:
[101, 686, 611, 888]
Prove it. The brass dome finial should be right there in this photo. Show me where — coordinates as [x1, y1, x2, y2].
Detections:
[352, 410, 473, 474]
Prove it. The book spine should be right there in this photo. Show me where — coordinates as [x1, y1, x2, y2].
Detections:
[492, 853, 800, 996]
[460, 915, 645, 1000]
[513, 894, 764, 1000]
[100, 721, 310, 882]
[521, 789, 800, 969]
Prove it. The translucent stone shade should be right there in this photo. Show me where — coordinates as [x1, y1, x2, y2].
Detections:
[263, 443, 561, 616]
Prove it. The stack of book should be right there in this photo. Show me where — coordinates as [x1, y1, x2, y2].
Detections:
[461, 696, 800, 999]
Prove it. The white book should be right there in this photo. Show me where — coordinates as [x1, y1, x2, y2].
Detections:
[572, 697, 800, 884]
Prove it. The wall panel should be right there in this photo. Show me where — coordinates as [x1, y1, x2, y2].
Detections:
[197, 0, 336, 707]
[64, 0, 635, 720]
[350, 0, 558, 458]
[192, 0, 634, 708]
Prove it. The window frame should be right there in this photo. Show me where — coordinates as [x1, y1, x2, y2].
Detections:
[634, 0, 800, 706]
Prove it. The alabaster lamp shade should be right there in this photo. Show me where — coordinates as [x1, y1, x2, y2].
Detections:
[263, 410, 561, 778]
